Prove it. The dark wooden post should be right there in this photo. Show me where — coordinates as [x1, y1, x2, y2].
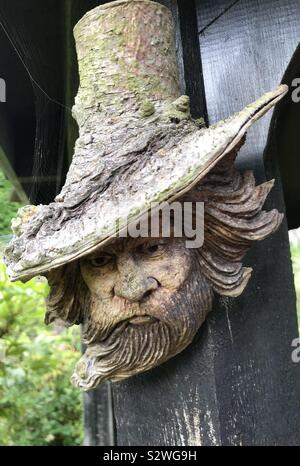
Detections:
[84, 383, 115, 446]
[110, 0, 300, 446]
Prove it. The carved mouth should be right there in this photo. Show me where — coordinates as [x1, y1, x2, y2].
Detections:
[128, 315, 158, 325]
[98, 314, 159, 342]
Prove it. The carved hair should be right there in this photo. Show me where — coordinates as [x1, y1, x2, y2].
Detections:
[188, 150, 283, 297]
[45, 149, 283, 326]
[45, 261, 88, 326]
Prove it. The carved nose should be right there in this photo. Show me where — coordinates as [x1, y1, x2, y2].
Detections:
[114, 275, 159, 303]
[114, 255, 160, 302]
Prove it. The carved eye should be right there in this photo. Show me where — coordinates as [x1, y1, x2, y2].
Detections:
[89, 254, 113, 267]
[137, 241, 167, 258]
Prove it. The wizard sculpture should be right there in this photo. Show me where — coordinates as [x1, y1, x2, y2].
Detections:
[4, 0, 287, 390]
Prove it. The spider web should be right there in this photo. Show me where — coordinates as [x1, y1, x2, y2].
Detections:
[0, 2, 75, 249]
[0, 3, 71, 205]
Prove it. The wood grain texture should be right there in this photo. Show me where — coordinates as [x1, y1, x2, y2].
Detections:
[196, 0, 300, 445]
[196, 0, 300, 178]
[84, 382, 114, 446]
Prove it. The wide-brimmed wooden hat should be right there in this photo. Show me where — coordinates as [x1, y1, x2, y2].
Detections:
[3, 0, 288, 282]
[4, 84, 287, 282]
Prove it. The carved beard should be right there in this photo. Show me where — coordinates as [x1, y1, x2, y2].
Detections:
[71, 255, 213, 390]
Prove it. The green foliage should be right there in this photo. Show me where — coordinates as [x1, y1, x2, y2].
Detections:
[0, 261, 83, 446]
[0, 169, 83, 445]
[0, 170, 22, 236]
[290, 243, 300, 334]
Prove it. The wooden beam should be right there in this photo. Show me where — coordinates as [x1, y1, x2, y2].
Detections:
[0, 145, 29, 204]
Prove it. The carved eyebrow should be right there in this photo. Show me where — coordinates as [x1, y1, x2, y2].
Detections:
[83, 235, 171, 259]
[83, 239, 137, 256]
[83, 251, 115, 261]
[109, 237, 155, 254]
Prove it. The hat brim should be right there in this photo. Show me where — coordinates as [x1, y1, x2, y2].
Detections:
[4, 85, 288, 282]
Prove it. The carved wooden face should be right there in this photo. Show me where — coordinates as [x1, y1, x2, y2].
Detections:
[44, 154, 282, 390]
[71, 237, 213, 389]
